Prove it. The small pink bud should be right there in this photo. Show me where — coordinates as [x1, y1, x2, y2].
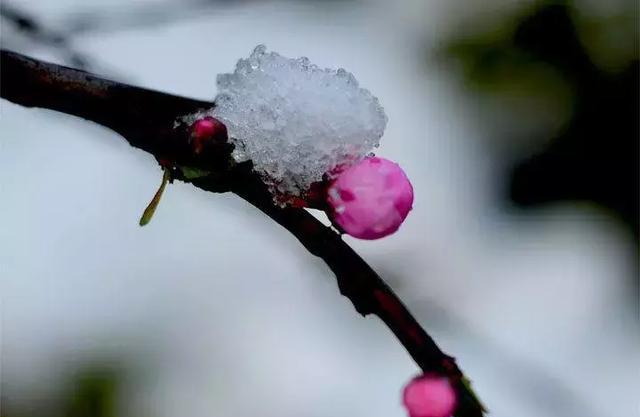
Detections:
[327, 157, 413, 239]
[190, 116, 227, 153]
[403, 375, 457, 417]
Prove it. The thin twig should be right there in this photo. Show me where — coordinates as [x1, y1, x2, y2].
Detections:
[0, 49, 485, 417]
[2, 2, 90, 70]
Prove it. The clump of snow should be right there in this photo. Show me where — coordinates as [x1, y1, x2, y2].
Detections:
[209, 44, 387, 199]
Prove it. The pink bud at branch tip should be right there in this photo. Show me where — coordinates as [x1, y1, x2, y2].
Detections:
[190, 116, 227, 153]
[327, 157, 414, 240]
[403, 375, 457, 417]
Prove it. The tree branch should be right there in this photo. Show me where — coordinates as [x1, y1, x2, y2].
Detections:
[0, 49, 485, 417]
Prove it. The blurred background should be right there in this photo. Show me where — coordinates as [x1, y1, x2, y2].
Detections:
[1, 1, 638, 416]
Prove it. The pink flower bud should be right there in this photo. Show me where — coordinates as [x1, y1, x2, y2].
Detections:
[190, 116, 227, 153]
[403, 375, 457, 417]
[327, 157, 413, 239]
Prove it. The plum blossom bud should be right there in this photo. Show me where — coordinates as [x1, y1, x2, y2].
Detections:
[403, 374, 457, 417]
[326, 157, 413, 239]
[190, 116, 227, 153]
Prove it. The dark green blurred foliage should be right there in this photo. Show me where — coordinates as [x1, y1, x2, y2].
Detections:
[2, 365, 122, 417]
[447, 1, 639, 239]
[62, 367, 119, 417]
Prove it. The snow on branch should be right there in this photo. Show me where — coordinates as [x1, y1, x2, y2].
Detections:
[0, 49, 485, 417]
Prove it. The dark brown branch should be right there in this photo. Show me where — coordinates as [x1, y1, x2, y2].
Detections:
[0, 49, 485, 417]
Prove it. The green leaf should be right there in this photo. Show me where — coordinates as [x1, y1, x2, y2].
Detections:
[139, 168, 170, 226]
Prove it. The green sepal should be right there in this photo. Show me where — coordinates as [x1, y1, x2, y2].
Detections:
[179, 166, 211, 180]
[461, 375, 488, 413]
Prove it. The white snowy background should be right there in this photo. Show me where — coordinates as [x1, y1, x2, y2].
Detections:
[1, 1, 638, 417]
